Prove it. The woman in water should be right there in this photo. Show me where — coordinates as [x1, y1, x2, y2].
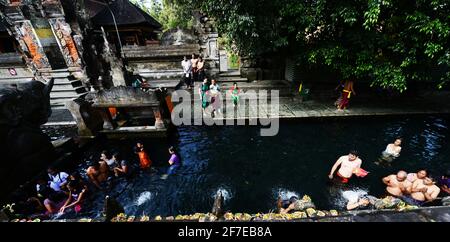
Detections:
[161, 146, 182, 179]
[376, 138, 402, 165]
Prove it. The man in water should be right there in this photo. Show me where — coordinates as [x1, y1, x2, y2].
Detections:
[382, 170, 412, 197]
[328, 150, 363, 183]
[86, 160, 109, 189]
[407, 169, 428, 183]
[402, 176, 440, 206]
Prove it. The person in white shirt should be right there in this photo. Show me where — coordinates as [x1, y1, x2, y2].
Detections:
[382, 138, 402, 157]
[181, 56, 192, 89]
[47, 166, 69, 192]
[375, 138, 402, 165]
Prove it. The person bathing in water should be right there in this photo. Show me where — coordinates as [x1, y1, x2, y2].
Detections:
[407, 169, 428, 183]
[86, 160, 109, 190]
[135, 142, 152, 170]
[376, 138, 402, 165]
[161, 146, 182, 179]
[112, 152, 130, 177]
[402, 176, 440, 206]
[328, 150, 365, 183]
[382, 170, 412, 197]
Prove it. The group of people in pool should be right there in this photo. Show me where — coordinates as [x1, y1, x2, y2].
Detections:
[11, 143, 182, 218]
[327, 137, 449, 210]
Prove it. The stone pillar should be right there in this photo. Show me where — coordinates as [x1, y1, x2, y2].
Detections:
[101, 27, 126, 87]
[66, 98, 104, 137]
[153, 107, 165, 129]
[219, 50, 228, 72]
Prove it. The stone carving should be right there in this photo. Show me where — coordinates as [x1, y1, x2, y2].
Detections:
[48, 18, 82, 67]
[14, 20, 50, 69]
[0, 79, 56, 201]
[85, 86, 159, 106]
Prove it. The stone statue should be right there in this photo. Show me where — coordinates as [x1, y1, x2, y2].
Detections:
[0, 78, 56, 202]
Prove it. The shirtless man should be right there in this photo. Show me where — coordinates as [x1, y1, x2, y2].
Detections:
[403, 177, 441, 206]
[407, 169, 427, 183]
[328, 150, 362, 183]
[382, 170, 412, 197]
[86, 160, 109, 189]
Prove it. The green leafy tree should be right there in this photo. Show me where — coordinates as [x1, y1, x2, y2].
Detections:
[169, 0, 450, 91]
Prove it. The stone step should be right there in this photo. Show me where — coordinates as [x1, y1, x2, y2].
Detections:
[219, 70, 241, 77]
[52, 85, 86, 92]
[218, 77, 248, 82]
[0, 77, 34, 84]
[50, 92, 79, 99]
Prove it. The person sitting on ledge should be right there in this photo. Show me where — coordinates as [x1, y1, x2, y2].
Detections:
[42, 191, 67, 216]
[328, 150, 363, 183]
[86, 160, 109, 190]
[382, 170, 412, 197]
[60, 180, 87, 214]
[402, 176, 440, 206]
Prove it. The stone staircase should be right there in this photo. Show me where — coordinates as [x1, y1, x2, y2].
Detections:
[41, 69, 87, 109]
[218, 70, 248, 83]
